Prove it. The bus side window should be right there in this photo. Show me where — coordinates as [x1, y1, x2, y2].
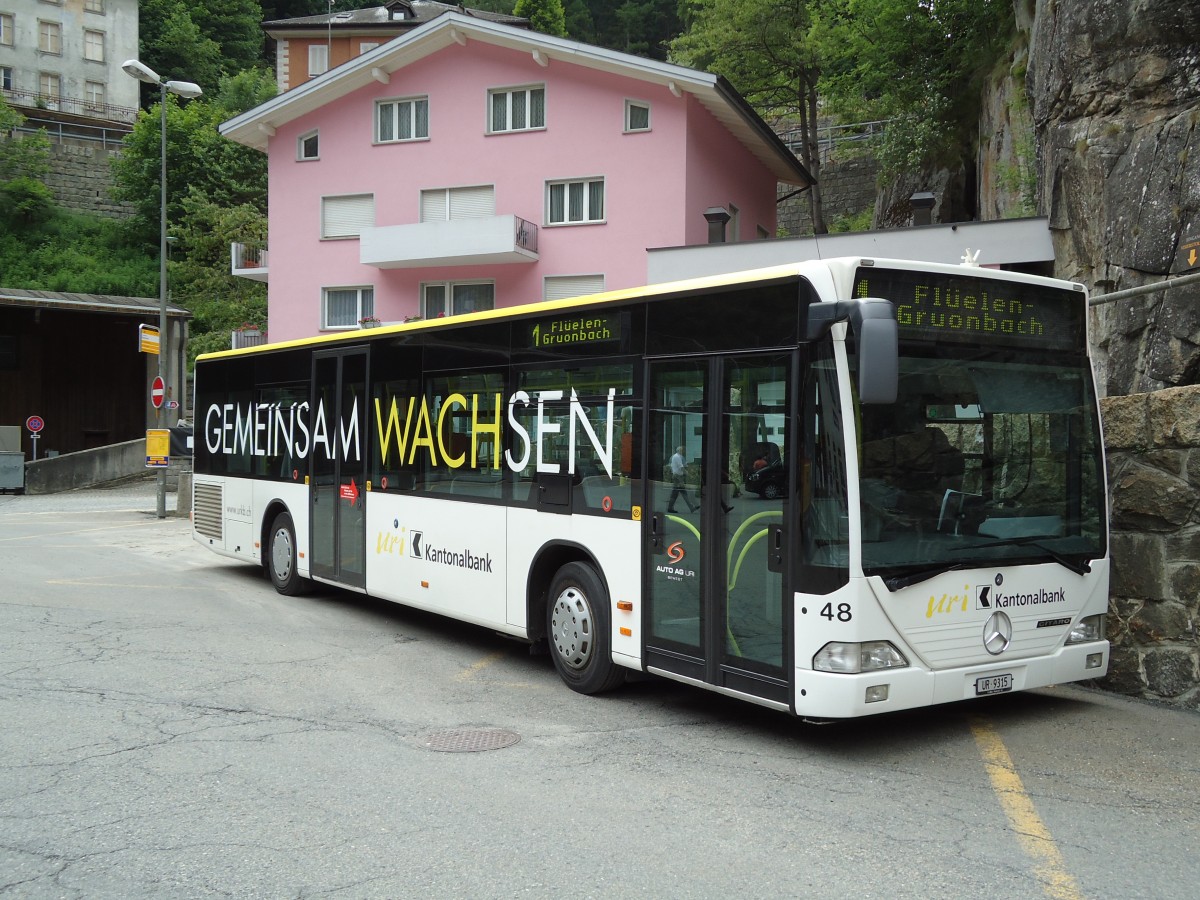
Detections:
[371, 378, 421, 493]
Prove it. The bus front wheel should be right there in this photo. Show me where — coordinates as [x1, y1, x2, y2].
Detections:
[268, 511, 307, 596]
[546, 561, 625, 695]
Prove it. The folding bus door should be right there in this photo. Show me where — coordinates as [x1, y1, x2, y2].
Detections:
[644, 353, 793, 705]
[310, 348, 368, 588]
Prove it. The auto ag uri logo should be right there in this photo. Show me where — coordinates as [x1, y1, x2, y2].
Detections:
[666, 541, 686, 563]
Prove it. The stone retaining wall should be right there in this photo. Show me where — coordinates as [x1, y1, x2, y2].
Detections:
[41, 139, 132, 219]
[1101, 386, 1200, 708]
[778, 155, 881, 236]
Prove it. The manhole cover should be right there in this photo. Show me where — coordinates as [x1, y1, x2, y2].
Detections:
[422, 728, 521, 753]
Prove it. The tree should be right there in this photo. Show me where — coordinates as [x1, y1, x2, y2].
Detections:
[109, 70, 275, 359]
[671, 0, 828, 232]
[0, 97, 51, 183]
[137, 0, 224, 94]
[171, 190, 268, 363]
[191, 0, 265, 74]
[513, 0, 568, 37]
[111, 69, 276, 244]
[816, 0, 1014, 175]
[0, 97, 54, 227]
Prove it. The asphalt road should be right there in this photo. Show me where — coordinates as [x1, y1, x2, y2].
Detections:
[1, 484, 1197, 899]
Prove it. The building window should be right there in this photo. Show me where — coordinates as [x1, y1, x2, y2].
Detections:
[323, 286, 374, 329]
[419, 185, 495, 222]
[84, 0, 104, 12]
[727, 203, 740, 241]
[544, 274, 604, 301]
[359, 41, 379, 54]
[376, 96, 428, 143]
[624, 100, 650, 132]
[488, 85, 544, 133]
[84, 29, 104, 62]
[0, 14, 12, 47]
[0, 67, 12, 91]
[308, 44, 328, 76]
[85, 80, 105, 108]
[321, 194, 375, 239]
[422, 281, 495, 318]
[546, 178, 604, 225]
[297, 130, 319, 161]
[39, 72, 60, 100]
[38, 21, 62, 55]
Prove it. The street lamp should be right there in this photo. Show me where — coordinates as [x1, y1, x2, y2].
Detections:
[123, 59, 202, 519]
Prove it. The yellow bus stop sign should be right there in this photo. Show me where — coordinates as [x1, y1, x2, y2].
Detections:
[146, 429, 170, 468]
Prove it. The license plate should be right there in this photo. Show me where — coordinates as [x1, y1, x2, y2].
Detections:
[975, 674, 1013, 696]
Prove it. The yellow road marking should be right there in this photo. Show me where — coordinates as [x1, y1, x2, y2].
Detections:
[455, 650, 507, 682]
[970, 717, 1084, 900]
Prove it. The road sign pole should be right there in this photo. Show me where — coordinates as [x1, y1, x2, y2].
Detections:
[25, 416, 45, 462]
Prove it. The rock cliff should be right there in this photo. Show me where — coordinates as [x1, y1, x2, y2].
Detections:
[1025, 0, 1200, 395]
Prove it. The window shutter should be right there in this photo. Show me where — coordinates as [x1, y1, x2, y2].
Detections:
[422, 186, 495, 222]
[544, 275, 604, 301]
[449, 185, 495, 219]
[420, 190, 447, 222]
[322, 195, 375, 238]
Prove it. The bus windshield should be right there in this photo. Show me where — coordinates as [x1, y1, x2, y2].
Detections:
[852, 345, 1106, 588]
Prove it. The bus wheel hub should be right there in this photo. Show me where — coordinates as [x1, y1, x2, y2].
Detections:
[551, 588, 592, 669]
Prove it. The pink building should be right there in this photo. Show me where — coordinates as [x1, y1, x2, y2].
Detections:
[221, 11, 812, 342]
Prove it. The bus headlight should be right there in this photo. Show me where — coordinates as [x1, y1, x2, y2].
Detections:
[813, 641, 908, 673]
[1066, 614, 1106, 645]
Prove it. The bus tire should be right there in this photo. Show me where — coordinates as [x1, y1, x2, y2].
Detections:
[546, 561, 625, 695]
[267, 511, 307, 596]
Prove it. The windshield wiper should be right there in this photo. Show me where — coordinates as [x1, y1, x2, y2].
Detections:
[951, 536, 1092, 576]
[881, 561, 972, 592]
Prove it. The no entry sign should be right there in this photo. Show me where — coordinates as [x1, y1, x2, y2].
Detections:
[151, 375, 165, 409]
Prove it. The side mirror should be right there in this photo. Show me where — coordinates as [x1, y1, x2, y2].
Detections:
[806, 298, 898, 404]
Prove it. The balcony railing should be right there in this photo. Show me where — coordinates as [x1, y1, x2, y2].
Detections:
[515, 216, 538, 254]
[2, 88, 139, 125]
[231, 243, 269, 281]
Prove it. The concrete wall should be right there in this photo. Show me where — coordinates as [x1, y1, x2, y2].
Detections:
[1101, 386, 1200, 709]
[23, 438, 146, 494]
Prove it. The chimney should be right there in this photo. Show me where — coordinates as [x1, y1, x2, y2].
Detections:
[910, 192, 935, 226]
[704, 207, 731, 243]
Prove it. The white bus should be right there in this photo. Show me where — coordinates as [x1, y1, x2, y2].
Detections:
[192, 257, 1109, 718]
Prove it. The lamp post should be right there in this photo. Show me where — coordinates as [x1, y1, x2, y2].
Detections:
[122, 59, 202, 519]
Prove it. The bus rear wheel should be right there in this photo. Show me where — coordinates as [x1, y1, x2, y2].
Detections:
[268, 511, 307, 596]
[547, 561, 625, 695]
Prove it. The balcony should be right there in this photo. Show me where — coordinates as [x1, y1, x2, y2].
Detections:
[360, 215, 538, 269]
[231, 243, 269, 282]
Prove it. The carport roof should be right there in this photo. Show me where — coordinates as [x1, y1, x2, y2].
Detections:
[0, 288, 190, 318]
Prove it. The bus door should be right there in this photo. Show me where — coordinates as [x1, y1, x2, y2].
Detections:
[310, 348, 368, 588]
[645, 353, 793, 705]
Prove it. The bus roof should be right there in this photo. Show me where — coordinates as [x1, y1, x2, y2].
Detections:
[198, 258, 1085, 361]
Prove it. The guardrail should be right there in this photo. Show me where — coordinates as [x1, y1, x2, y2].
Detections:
[12, 114, 133, 150]
[778, 119, 894, 163]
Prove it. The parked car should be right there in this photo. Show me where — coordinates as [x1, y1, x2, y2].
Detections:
[744, 456, 786, 499]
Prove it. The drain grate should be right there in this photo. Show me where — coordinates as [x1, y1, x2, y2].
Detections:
[422, 728, 521, 753]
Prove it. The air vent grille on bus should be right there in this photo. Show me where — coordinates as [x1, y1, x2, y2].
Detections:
[193, 482, 223, 541]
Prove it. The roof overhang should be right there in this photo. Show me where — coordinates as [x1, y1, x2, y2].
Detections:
[222, 12, 813, 187]
[0, 289, 191, 318]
